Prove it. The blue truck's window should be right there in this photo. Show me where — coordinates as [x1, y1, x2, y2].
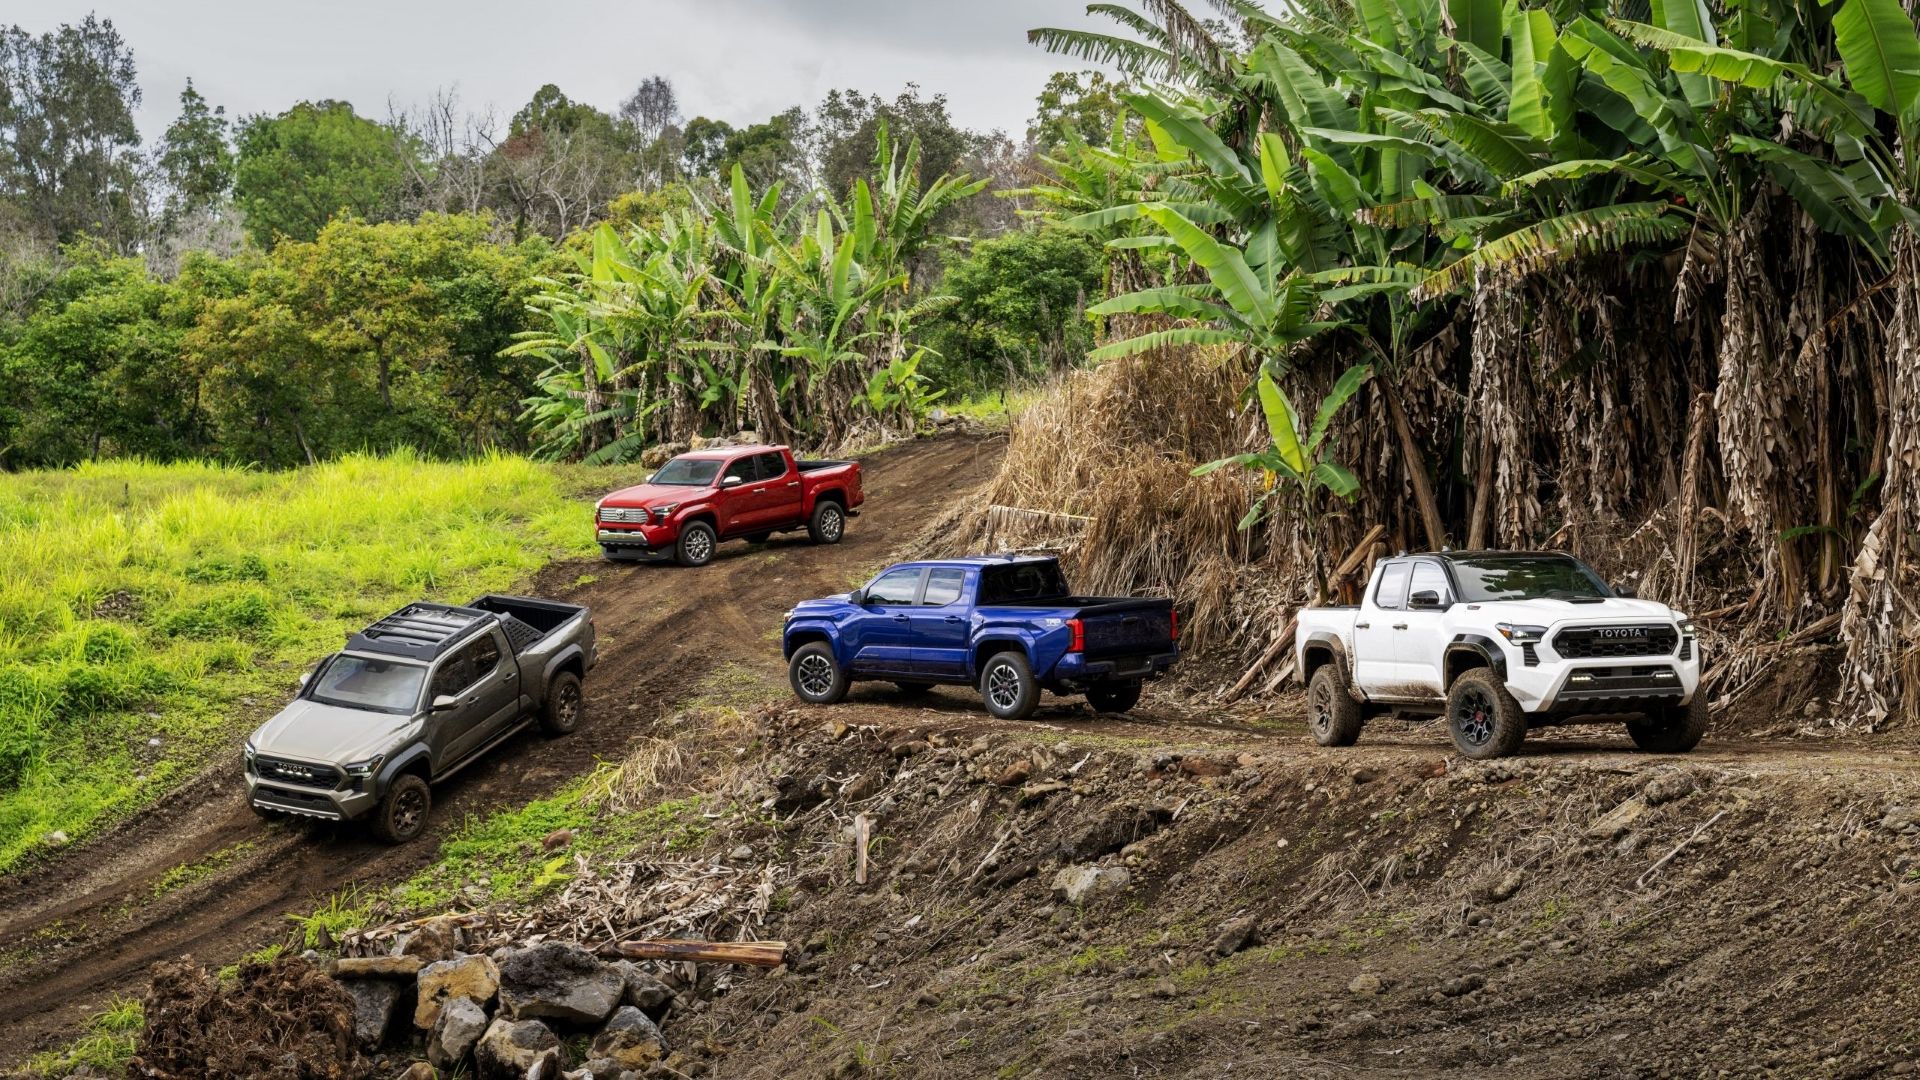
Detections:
[979, 562, 1069, 604]
[868, 568, 923, 605]
[1374, 562, 1411, 610]
[923, 568, 966, 606]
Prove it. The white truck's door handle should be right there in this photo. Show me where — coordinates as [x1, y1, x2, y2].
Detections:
[1393, 623, 1409, 630]
[1355, 622, 1370, 629]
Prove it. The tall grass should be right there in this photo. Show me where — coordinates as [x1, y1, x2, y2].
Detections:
[0, 450, 595, 872]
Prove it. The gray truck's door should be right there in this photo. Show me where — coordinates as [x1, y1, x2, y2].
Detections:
[429, 630, 519, 770]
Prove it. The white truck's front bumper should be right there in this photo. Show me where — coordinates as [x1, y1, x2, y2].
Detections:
[1501, 629, 1701, 714]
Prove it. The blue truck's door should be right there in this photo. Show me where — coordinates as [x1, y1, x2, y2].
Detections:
[848, 566, 923, 675]
[908, 567, 971, 678]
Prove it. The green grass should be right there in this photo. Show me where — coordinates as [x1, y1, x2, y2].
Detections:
[25, 995, 143, 1077]
[945, 386, 1046, 427]
[151, 838, 258, 900]
[0, 450, 597, 872]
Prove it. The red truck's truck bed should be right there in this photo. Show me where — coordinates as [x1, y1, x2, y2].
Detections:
[594, 444, 863, 566]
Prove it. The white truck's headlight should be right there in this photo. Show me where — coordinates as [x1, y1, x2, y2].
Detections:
[1678, 618, 1695, 635]
[1495, 623, 1547, 644]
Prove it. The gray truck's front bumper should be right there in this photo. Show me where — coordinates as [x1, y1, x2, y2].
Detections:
[246, 772, 376, 821]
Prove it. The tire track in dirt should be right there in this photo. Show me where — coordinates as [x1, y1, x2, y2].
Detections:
[0, 434, 1005, 1062]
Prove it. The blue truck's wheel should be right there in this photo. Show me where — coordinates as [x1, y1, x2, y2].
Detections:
[980, 651, 1039, 720]
[790, 642, 850, 704]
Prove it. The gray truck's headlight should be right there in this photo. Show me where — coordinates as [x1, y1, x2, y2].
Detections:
[243, 740, 258, 768]
[344, 756, 383, 778]
[1495, 623, 1547, 645]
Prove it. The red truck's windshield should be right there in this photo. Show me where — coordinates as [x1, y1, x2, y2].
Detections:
[650, 458, 724, 486]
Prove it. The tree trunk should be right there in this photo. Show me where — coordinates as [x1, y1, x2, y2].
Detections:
[1381, 378, 1447, 551]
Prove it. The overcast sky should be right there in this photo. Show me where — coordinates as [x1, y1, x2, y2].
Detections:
[23, 0, 1108, 143]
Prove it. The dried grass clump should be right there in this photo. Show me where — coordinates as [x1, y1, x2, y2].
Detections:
[916, 347, 1285, 655]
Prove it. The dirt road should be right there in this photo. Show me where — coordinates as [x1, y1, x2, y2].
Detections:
[0, 434, 1006, 1063]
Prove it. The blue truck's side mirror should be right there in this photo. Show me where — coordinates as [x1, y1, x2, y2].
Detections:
[848, 588, 868, 606]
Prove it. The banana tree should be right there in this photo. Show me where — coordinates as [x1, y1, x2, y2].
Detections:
[708, 164, 797, 442]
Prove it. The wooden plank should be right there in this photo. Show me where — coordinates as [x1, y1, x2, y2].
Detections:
[598, 939, 788, 968]
[855, 813, 872, 885]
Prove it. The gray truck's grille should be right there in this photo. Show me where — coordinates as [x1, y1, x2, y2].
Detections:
[599, 506, 650, 524]
[255, 756, 343, 788]
[1553, 625, 1679, 659]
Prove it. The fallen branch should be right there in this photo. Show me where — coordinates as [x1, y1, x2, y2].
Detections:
[598, 939, 788, 968]
[1223, 614, 1295, 703]
[854, 812, 872, 886]
[1222, 525, 1385, 703]
[1637, 809, 1727, 889]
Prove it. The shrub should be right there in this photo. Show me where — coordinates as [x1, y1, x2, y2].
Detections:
[157, 588, 273, 640]
[184, 553, 270, 584]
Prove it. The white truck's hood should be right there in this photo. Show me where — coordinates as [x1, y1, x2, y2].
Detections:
[1462, 596, 1683, 625]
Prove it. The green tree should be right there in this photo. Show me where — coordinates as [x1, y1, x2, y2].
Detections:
[1028, 71, 1131, 152]
[155, 80, 233, 219]
[925, 227, 1103, 391]
[232, 100, 414, 246]
[0, 15, 144, 248]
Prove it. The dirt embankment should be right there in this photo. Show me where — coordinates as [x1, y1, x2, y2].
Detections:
[0, 434, 1007, 1067]
[480, 698, 1920, 1079]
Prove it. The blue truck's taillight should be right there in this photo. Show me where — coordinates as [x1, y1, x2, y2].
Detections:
[1067, 618, 1084, 653]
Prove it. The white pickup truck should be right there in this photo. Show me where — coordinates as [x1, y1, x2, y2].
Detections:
[1294, 551, 1703, 759]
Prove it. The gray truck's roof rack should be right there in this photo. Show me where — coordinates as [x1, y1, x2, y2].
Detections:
[348, 602, 493, 661]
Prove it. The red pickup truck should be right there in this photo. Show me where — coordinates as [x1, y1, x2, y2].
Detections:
[594, 445, 864, 566]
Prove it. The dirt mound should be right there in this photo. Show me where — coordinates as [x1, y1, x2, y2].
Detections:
[131, 956, 366, 1080]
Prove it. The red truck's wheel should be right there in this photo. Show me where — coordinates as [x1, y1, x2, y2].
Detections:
[790, 642, 850, 704]
[676, 522, 718, 567]
[808, 502, 845, 545]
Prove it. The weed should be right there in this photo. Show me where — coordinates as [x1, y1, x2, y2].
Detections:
[150, 839, 257, 900]
[24, 995, 142, 1077]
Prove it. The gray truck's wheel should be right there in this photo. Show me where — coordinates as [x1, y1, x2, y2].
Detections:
[1085, 681, 1142, 714]
[541, 671, 583, 735]
[807, 501, 845, 545]
[980, 651, 1039, 721]
[1446, 668, 1527, 759]
[372, 773, 431, 844]
[675, 521, 717, 567]
[1307, 664, 1364, 747]
[790, 642, 850, 704]
[1627, 693, 1708, 753]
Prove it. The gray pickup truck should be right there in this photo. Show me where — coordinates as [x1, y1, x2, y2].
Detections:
[244, 595, 596, 842]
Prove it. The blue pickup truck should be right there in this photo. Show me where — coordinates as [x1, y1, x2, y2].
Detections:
[781, 555, 1180, 720]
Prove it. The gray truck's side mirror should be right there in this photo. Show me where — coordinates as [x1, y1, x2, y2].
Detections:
[848, 588, 868, 607]
[431, 694, 460, 713]
[1409, 590, 1446, 610]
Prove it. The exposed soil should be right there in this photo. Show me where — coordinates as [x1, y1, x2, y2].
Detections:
[0, 433, 1006, 1066]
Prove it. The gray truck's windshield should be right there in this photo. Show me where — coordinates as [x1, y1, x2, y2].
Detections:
[308, 655, 426, 714]
[649, 458, 723, 486]
[1450, 555, 1612, 602]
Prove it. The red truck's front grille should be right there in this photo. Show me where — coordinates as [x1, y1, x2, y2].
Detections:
[599, 506, 650, 525]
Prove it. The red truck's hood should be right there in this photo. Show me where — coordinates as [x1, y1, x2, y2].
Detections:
[599, 482, 713, 509]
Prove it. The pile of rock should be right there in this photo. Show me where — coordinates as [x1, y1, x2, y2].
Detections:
[331, 918, 676, 1080]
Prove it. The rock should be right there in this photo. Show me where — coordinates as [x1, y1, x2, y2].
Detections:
[1884, 804, 1920, 834]
[1643, 771, 1695, 806]
[590, 1005, 669, 1070]
[393, 1064, 436, 1080]
[1486, 870, 1525, 903]
[42, 830, 68, 848]
[475, 1017, 560, 1080]
[1178, 756, 1235, 778]
[994, 759, 1033, 787]
[842, 769, 885, 801]
[414, 954, 500, 1029]
[333, 955, 426, 980]
[399, 916, 465, 963]
[497, 941, 625, 1024]
[1017, 781, 1070, 806]
[526, 1047, 564, 1080]
[728, 844, 753, 861]
[1348, 973, 1383, 996]
[1213, 916, 1261, 957]
[428, 995, 489, 1068]
[890, 739, 929, 759]
[1051, 865, 1131, 905]
[614, 961, 675, 1020]
[1586, 797, 1650, 839]
[1066, 803, 1171, 861]
[542, 828, 574, 852]
[345, 978, 409, 1049]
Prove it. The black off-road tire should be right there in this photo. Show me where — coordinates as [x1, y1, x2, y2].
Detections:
[807, 501, 846, 545]
[1446, 668, 1528, 760]
[371, 773, 431, 844]
[1627, 693, 1708, 753]
[1307, 664, 1365, 747]
[675, 521, 718, 567]
[790, 642, 851, 705]
[1085, 681, 1143, 714]
[980, 651, 1040, 721]
[541, 671, 583, 735]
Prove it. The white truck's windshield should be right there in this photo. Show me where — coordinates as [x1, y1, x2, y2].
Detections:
[309, 655, 426, 714]
[1449, 555, 1612, 602]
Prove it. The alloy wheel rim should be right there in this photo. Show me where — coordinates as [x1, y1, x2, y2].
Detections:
[822, 509, 842, 540]
[798, 654, 834, 697]
[1454, 688, 1494, 746]
[558, 684, 579, 725]
[688, 530, 712, 562]
[1310, 685, 1332, 735]
[393, 788, 425, 834]
[987, 664, 1021, 710]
